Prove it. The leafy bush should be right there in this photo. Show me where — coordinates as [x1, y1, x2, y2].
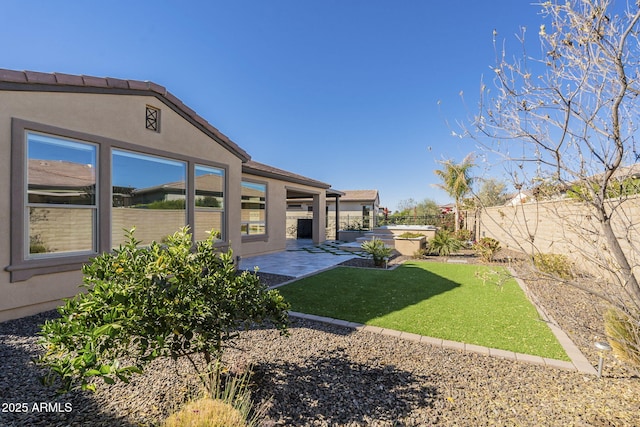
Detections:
[138, 199, 187, 209]
[341, 220, 364, 231]
[37, 227, 290, 393]
[532, 253, 575, 280]
[454, 229, 472, 242]
[604, 308, 640, 367]
[361, 238, 393, 266]
[473, 237, 501, 262]
[427, 230, 463, 256]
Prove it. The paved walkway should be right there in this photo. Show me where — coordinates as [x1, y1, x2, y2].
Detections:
[240, 240, 597, 375]
[239, 239, 365, 277]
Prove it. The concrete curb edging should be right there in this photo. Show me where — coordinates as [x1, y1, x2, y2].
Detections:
[508, 269, 597, 375]
[288, 310, 596, 375]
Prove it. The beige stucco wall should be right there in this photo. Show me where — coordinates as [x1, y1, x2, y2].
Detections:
[473, 196, 640, 277]
[0, 90, 244, 321]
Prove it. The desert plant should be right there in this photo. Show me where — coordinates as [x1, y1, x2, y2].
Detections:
[533, 253, 575, 280]
[164, 363, 266, 427]
[164, 398, 246, 427]
[37, 227, 290, 393]
[473, 237, 501, 262]
[361, 237, 393, 266]
[604, 308, 640, 368]
[427, 230, 463, 256]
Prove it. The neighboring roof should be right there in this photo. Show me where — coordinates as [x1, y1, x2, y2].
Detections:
[242, 160, 331, 189]
[0, 68, 250, 162]
[339, 190, 379, 202]
[28, 159, 95, 188]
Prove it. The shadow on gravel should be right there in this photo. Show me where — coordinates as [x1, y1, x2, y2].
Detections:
[253, 347, 438, 425]
[0, 311, 137, 427]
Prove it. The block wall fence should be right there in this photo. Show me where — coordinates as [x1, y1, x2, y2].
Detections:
[466, 195, 640, 277]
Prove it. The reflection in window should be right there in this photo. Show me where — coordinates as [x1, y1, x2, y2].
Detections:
[241, 181, 266, 235]
[195, 165, 225, 241]
[26, 133, 97, 256]
[112, 149, 186, 247]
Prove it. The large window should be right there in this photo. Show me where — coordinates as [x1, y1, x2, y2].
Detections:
[26, 133, 97, 257]
[195, 165, 225, 242]
[241, 181, 266, 236]
[112, 150, 187, 247]
[10, 119, 228, 282]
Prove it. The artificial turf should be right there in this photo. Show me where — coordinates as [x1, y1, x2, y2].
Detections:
[276, 261, 569, 360]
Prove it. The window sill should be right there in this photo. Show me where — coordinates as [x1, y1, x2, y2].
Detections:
[6, 254, 93, 282]
[241, 234, 269, 243]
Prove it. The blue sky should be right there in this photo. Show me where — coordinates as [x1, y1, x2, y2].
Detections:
[2, 1, 545, 211]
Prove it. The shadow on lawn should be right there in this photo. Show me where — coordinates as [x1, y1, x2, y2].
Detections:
[0, 311, 138, 427]
[253, 347, 437, 425]
[280, 262, 463, 325]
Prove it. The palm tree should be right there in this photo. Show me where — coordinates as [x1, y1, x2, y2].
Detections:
[433, 153, 475, 231]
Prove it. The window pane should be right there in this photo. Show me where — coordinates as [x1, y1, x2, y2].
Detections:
[27, 133, 96, 205]
[112, 150, 186, 247]
[241, 181, 266, 235]
[195, 165, 225, 241]
[29, 207, 95, 256]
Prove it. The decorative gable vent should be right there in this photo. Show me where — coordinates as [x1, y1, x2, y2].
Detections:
[145, 105, 160, 132]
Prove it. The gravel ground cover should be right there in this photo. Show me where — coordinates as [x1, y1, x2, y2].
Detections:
[1, 252, 639, 426]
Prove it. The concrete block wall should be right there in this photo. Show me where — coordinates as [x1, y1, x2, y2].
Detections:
[473, 195, 640, 277]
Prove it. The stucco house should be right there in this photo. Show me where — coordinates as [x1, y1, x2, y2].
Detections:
[0, 68, 332, 321]
[286, 189, 379, 239]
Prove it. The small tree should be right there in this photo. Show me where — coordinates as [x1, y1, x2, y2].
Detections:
[433, 153, 475, 231]
[37, 227, 290, 393]
[470, 0, 640, 367]
[475, 177, 509, 207]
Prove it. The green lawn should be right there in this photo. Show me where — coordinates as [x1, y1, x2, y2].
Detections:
[277, 261, 569, 360]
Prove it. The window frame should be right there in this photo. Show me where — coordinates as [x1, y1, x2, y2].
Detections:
[240, 179, 268, 242]
[8, 118, 229, 282]
[194, 164, 226, 243]
[25, 131, 100, 259]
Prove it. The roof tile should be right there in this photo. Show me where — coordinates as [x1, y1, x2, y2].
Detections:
[244, 160, 330, 189]
[54, 72, 85, 86]
[81, 75, 109, 87]
[25, 71, 57, 84]
[127, 80, 151, 91]
[0, 69, 27, 82]
[146, 81, 166, 95]
[106, 77, 130, 89]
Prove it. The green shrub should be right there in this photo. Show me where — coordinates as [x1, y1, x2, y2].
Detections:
[137, 199, 187, 209]
[37, 227, 290, 394]
[454, 229, 472, 242]
[532, 253, 574, 280]
[361, 238, 393, 266]
[473, 237, 501, 262]
[427, 230, 463, 256]
[397, 232, 424, 239]
[604, 308, 640, 367]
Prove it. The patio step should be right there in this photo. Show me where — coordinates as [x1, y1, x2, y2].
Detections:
[338, 241, 365, 252]
[355, 234, 395, 245]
